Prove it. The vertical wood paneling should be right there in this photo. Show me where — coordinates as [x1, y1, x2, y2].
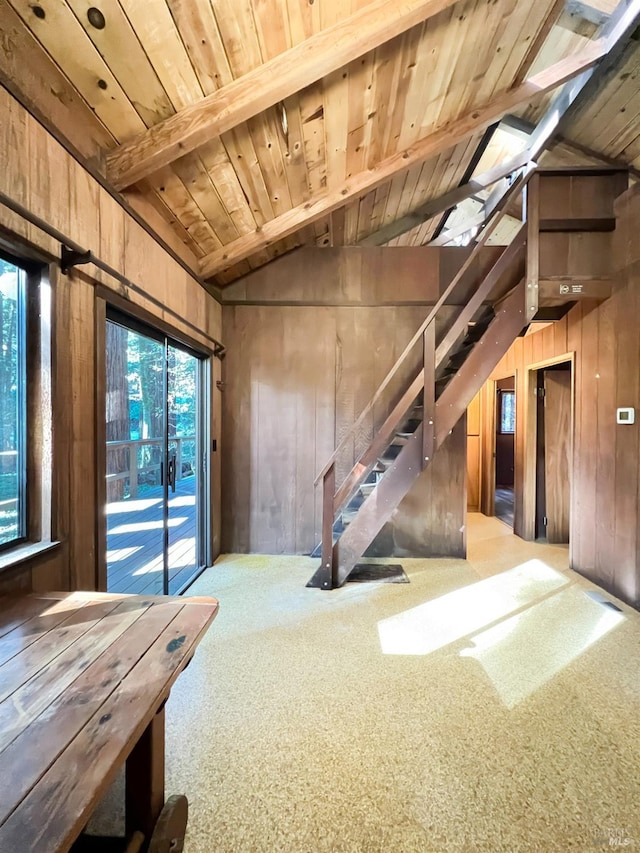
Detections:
[578, 301, 599, 568]
[221, 259, 466, 556]
[595, 296, 616, 583]
[475, 186, 640, 608]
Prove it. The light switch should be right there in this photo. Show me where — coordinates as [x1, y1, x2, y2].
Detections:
[617, 407, 635, 424]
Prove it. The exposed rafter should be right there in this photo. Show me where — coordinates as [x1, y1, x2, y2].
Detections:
[199, 43, 606, 278]
[566, 0, 611, 27]
[105, 0, 462, 190]
[358, 150, 532, 247]
[430, 0, 640, 247]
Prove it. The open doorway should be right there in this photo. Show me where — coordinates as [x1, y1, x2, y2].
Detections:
[494, 376, 515, 527]
[533, 361, 572, 543]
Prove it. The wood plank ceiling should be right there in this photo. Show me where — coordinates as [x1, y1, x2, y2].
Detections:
[0, 0, 637, 287]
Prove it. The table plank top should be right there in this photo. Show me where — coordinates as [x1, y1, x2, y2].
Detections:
[0, 590, 218, 853]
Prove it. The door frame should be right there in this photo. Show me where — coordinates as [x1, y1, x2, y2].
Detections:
[522, 351, 575, 543]
[480, 370, 518, 520]
[96, 298, 214, 592]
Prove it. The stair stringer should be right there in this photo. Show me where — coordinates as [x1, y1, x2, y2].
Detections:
[332, 280, 527, 587]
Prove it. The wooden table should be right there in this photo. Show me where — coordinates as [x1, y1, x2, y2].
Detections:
[0, 590, 219, 852]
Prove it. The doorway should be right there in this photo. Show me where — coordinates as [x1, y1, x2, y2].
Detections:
[104, 311, 208, 595]
[494, 376, 515, 527]
[533, 362, 572, 543]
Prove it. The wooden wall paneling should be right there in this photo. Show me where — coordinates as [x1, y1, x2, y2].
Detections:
[252, 307, 293, 552]
[553, 313, 568, 353]
[565, 303, 583, 566]
[69, 152, 101, 255]
[594, 294, 617, 582]
[467, 391, 481, 511]
[0, 91, 30, 240]
[293, 307, 334, 552]
[26, 118, 69, 256]
[627, 266, 640, 606]
[541, 322, 555, 356]
[96, 191, 127, 287]
[518, 341, 534, 539]
[426, 419, 466, 556]
[123, 185, 204, 268]
[614, 233, 640, 605]
[479, 379, 495, 518]
[575, 300, 599, 570]
[67, 276, 97, 589]
[28, 548, 68, 592]
[312, 312, 338, 550]
[221, 307, 249, 552]
[334, 307, 376, 482]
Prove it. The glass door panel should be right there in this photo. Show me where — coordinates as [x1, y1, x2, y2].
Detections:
[167, 344, 202, 594]
[106, 322, 166, 595]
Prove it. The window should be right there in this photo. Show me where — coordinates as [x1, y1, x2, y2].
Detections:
[499, 390, 515, 434]
[0, 255, 26, 549]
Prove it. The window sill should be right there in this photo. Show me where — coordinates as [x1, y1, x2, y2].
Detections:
[0, 540, 61, 573]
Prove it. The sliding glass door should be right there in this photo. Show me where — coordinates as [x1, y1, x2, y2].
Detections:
[105, 313, 207, 595]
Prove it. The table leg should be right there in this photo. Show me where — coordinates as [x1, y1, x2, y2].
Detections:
[126, 704, 166, 839]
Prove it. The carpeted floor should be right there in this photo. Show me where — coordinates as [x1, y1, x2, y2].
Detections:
[93, 514, 640, 851]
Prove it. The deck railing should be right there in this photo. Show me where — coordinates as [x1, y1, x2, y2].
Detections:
[106, 436, 196, 499]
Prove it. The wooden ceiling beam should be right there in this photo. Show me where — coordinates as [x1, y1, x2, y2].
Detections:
[431, 0, 640, 246]
[199, 42, 606, 278]
[105, 0, 462, 190]
[565, 1, 611, 27]
[358, 150, 532, 246]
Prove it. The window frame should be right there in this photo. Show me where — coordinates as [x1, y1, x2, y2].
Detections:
[0, 250, 28, 552]
[0, 241, 55, 568]
[497, 389, 516, 436]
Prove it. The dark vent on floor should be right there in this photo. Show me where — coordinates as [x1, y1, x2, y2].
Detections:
[347, 564, 409, 584]
[584, 590, 623, 612]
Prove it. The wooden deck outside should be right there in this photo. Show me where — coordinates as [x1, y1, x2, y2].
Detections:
[106, 478, 199, 595]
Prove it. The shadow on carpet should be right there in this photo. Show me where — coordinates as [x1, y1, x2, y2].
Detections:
[347, 564, 409, 583]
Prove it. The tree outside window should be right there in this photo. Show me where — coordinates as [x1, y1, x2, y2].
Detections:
[0, 257, 25, 548]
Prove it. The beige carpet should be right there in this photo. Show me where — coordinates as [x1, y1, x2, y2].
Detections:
[156, 514, 640, 852]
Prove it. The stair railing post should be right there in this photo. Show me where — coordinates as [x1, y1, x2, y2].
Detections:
[422, 321, 436, 470]
[320, 462, 336, 589]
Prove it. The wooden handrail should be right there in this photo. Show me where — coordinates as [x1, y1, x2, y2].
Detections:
[330, 227, 526, 512]
[314, 165, 536, 486]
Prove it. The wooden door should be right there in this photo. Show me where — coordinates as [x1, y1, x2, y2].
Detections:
[466, 392, 481, 511]
[544, 369, 571, 543]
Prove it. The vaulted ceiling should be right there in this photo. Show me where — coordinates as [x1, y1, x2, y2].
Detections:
[0, 0, 638, 292]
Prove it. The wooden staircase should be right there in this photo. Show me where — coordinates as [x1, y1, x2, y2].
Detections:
[308, 166, 627, 589]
